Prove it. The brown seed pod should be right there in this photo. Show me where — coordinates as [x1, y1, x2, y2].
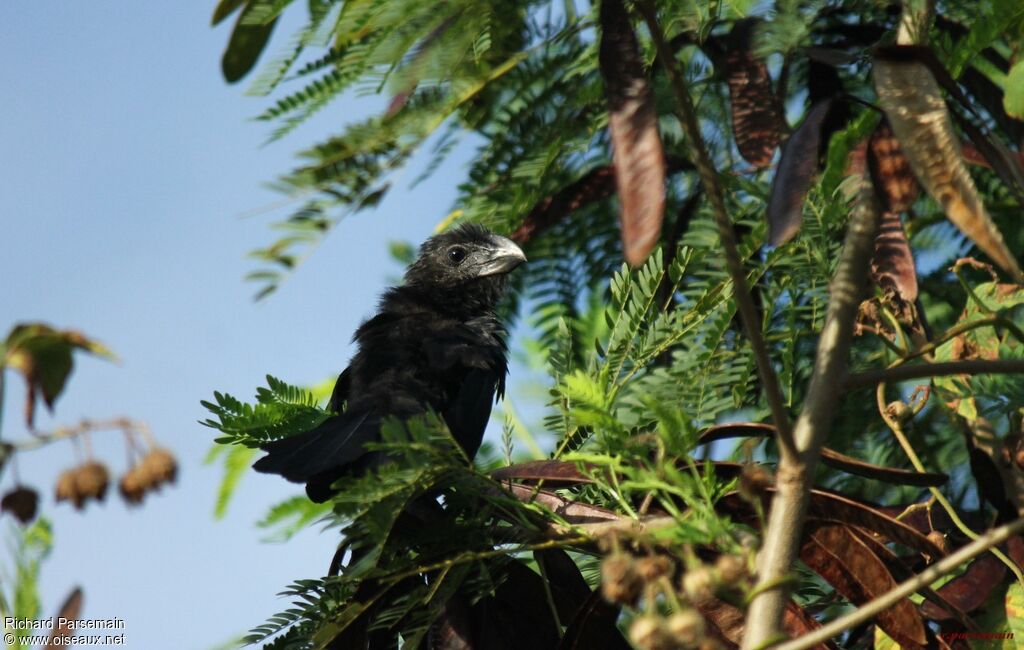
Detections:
[600, 553, 644, 607]
[1, 486, 39, 524]
[628, 614, 676, 650]
[119, 467, 147, 506]
[681, 566, 717, 605]
[635, 555, 674, 583]
[713, 554, 747, 586]
[55, 468, 79, 507]
[666, 609, 706, 648]
[75, 461, 110, 504]
[140, 448, 178, 487]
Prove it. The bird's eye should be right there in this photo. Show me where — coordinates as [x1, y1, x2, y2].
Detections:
[447, 247, 467, 265]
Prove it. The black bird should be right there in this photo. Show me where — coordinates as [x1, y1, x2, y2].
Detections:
[254, 224, 526, 502]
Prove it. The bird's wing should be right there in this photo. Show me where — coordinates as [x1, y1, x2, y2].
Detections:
[422, 322, 507, 458]
[252, 409, 378, 483]
[327, 367, 352, 413]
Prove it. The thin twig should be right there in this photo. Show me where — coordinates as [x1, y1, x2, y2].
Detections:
[773, 517, 1024, 650]
[0, 417, 150, 462]
[635, 0, 796, 460]
[846, 359, 1024, 389]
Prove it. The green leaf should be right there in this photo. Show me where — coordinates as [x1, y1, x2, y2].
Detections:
[221, 2, 279, 83]
[3, 323, 116, 426]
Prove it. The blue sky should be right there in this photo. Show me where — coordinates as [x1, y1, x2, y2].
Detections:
[0, 3, 504, 648]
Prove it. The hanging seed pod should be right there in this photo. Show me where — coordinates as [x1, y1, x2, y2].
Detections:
[666, 608, 706, 648]
[74, 461, 110, 506]
[628, 614, 676, 650]
[874, 49, 1023, 281]
[1, 486, 39, 524]
[55, 468, 80, 507]
[119, 467, 147, 506]
[600, 553, 644, 607]
[139, 448, 178, 488]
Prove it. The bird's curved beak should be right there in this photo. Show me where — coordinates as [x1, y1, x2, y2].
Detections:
[476, 236, 527, 277]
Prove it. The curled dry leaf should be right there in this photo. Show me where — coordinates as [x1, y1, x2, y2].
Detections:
[599, 0, 666, 267]
[1, 486, 39, 524]
[724, 20, 783, 168]
[800, 524, 927, 647]
[873, 52, 1024, 280]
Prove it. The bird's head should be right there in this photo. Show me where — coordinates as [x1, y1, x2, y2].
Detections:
[404, 224, 526, 311]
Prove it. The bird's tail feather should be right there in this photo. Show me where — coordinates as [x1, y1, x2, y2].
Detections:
[253, 410, 377, 483]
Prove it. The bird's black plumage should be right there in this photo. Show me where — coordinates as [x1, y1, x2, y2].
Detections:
[253, 224, 526, 502]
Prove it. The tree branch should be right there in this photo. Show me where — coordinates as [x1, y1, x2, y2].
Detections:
[741, 179, 881, 648]
[845, 359, 1024, 389]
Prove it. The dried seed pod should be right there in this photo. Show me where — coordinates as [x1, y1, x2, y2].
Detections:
[666, 608, 706, 648]
[140, 448, 178, 487]
[119, 467, 147, 506]
[55, 468, 79, 506]
[600, 553, 643, 607]
[1, 486, 39, 524]
[628, 614, 676, 650]
[635, 555, 674, 583]
[713, 554, 747, 586]
[681, 566, 717, 604]
[75, 461, 110, 504]
[874, 52, 1023, 281]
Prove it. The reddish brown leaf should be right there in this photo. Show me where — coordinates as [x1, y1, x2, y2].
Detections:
[492, 461, 593, 487]
[766, 98, 835, 245]
[45, 588, 83, 650]
[500, 483, 619, 525]
[698, 597, 835, 649]
[801, 524, 927, 647]
[720, 489, 946, 558]
[724, 21, 783, 168]
[698, 423, 946, 487]
[599, 0, 666, 266]
[920, 552, 1007, 621]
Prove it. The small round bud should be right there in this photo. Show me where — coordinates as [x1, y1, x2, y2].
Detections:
[666, 609, 705, 647]
[635, 555, 674, 583]
[628, 615, 675, 650]
[681, 566, 717, 604]
[713, 554, 747, 586]
[601, 554, 643, 607]
[885, 401, 913, 425]
[926, 530, 948, 555]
